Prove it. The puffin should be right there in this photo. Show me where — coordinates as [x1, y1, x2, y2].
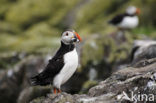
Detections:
[30, 30, 81, 94]
[109, 6, 140, 30]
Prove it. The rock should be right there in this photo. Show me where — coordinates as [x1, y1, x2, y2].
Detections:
[88, 58, 156, 102]
[130, 40, 156, 65]
[17, 86, 51, 103]
[0, 55, 50, 103]
[30, 92, 116, 103]
[30, 58, 156, 103]
[0, 52, 27, 69]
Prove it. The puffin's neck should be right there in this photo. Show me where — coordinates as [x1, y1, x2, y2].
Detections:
[60, 41, 75, 52]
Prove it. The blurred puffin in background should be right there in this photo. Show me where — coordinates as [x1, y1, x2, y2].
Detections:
[31, 30, 81, 94]
[109, 6, 140, 30]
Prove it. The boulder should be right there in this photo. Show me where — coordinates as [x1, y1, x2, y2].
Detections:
[130, 40, 156, 65]
[0, 55, 51, 103]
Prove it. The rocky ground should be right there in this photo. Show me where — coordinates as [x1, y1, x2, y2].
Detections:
[30, 58, 156, 103]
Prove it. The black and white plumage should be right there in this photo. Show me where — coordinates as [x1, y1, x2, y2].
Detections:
[31, 30, 81, 94]
[109, 6, 140, 29]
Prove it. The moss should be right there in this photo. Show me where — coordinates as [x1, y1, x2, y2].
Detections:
[0, 0, 14, 17]
[80, 31, 135, 73]
[30, 97, 45, 103]
[81, 36, 104, 67]
[5, 0, 79, 27]
[48, 0, 79, 27]
[6, 0, 54, 26]
[0, 32, 60, 54]
[57, 96, 74, 103]
[0, 0, 80, 54]
[25, 22, 61, 37]
[0, 21, 20, 34]
[75, 0, 114, 28]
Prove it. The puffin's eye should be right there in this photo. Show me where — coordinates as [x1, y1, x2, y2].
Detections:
[65, 33, 68, 36]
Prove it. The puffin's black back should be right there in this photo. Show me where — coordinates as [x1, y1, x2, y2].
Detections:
[31, 42, 75, 86]
[109, 13, 134, 25]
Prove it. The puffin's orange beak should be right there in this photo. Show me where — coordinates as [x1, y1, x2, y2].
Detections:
[74, 32, 82, 42]
[136, 8, 140, 15]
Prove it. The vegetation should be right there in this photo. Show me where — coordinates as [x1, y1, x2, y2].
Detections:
[0, 0, 155, 55]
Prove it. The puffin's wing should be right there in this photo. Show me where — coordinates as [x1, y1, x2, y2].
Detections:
[109, 13, 126, 25]
[30, 55, 64, 86]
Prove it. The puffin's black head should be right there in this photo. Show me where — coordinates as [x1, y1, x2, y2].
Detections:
[126, 6, 140, 15]
[61, 30, 82, 45]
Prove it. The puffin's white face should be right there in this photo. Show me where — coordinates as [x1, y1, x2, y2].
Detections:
[61, 31, 81, 45]
[126, 6, 140, 15]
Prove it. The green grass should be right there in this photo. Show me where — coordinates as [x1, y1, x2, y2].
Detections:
[132, 26, 156, 36]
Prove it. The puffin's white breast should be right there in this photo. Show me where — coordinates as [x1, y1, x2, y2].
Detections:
[53, 48, 78, 88]
[118, 16, 139, 29]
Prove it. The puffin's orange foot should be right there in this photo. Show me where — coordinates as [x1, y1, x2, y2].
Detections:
[53, 88, 61, 94]
[58, 89, 61, 93]
[53, 88, 57, 94]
